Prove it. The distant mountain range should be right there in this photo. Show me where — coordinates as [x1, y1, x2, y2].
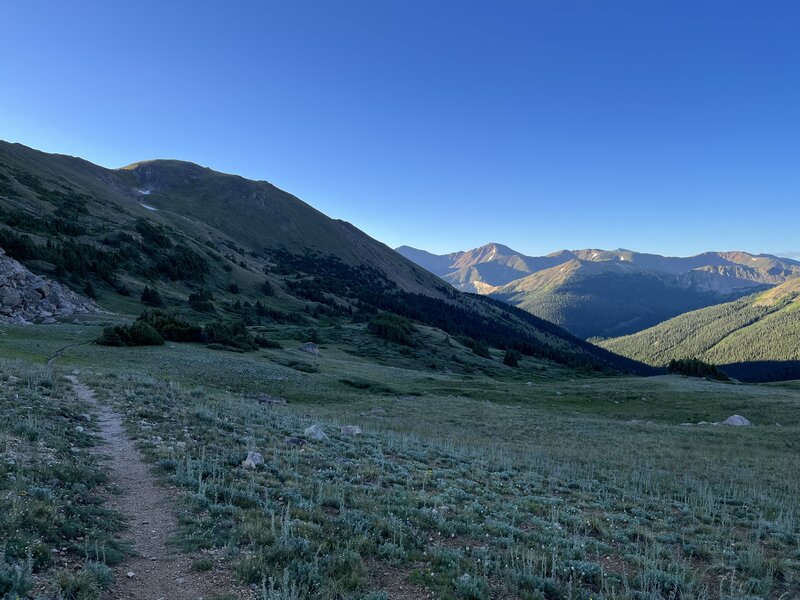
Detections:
[599, 278, 800, 382]
[397, 243, 800, 338]
[0, 141, 646, 374]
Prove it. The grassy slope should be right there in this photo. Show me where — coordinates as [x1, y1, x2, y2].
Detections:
[1, 321, 798, 599]
[0, 140, 647, 374]
[600, 280, 800, 381]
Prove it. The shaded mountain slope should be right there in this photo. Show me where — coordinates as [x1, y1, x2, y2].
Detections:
[0, 141, 647, 374]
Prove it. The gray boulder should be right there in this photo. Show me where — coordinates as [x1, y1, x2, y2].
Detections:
[304, 424, 328, 441]
[720, 415, 751, 426]
[242, 451, 264, 469]
[340, 425, 362, 436]
[299, 342, 320, 355]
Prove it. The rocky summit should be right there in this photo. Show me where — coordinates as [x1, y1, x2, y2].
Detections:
[0, 247, 98, 324]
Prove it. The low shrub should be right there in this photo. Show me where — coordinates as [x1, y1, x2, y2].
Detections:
[367, 312, 416, 346]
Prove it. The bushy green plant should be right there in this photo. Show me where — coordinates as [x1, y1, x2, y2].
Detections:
[503, 349, 521, 367]
[189, 289, 215, 312]
[138, 310, 203, 342]
[204, 319, 258, 351]
[0, 551, 32, 599]
[97, 321, 164, 346]
[367, 312, 417, 346]
[668, 357, 729, 380]
[140, 286, 163, 307]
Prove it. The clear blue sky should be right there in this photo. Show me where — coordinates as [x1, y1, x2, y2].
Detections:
[2, 1, 798, 258]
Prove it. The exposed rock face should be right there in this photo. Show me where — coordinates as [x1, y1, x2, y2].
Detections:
[0, 247, 99, 324]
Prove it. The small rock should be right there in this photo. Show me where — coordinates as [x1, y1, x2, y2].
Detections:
[340, 425, 362, 436]
[304, 424, 328, 440]
[126, 571, 135, 578]
[75, 426, 85, 433]
[242, 451, 264, 469]
[720, 414, 751, 426]
[298, 342, 320, 355]
[283, 436, 305, 446]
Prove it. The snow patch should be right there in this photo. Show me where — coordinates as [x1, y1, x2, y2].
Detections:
[139, 203, 157, 211]
[591, 252, 599, 259]
[136, 189, 151, 195]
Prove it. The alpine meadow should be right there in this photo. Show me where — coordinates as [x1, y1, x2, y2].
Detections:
[1, 3, 799, 600]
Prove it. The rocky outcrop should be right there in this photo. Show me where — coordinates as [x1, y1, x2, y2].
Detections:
[0, 247, 99, 324]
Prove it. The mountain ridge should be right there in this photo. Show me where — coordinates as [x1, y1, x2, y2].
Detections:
[397, 243, 800, 338]
[0, 140, 648, 374]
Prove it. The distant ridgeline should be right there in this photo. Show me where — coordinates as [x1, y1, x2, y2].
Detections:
[398, 244, 800, 340]
[0, 140, 651, 375]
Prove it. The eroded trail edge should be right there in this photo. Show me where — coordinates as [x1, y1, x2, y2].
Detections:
[66, 375, 245, 600]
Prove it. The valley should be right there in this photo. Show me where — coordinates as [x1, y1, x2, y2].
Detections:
[1, 318, 799, 599]
[0, 142, 798, 599]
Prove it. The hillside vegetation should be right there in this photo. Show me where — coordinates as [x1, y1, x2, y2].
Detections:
[0, 141, 644, 374]
[1, 321, 799, 599]
[600, 279, 800, 382]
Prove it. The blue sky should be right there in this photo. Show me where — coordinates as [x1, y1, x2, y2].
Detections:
[2, 1, 798, 258]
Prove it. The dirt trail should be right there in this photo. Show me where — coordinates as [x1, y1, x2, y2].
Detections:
[66, 376, 248, 600]
[47, 341, 92, 366]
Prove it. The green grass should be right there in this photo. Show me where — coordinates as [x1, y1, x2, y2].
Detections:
[2, 322, 796, 599]
[0, 359, 125, 598]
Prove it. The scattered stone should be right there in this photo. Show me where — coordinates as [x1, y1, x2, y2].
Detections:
[720, 414, 751, 426]
[340, 425, 362, 436]
[298, 342, 320, 355]
[242, 451, 264, 469]
[304, 424, 328, 440]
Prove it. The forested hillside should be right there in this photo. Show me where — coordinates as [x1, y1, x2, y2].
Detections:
[601, 279, 800, 381]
